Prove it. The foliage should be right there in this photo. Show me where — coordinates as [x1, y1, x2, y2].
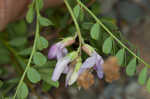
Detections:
[0, 0, 149, 98]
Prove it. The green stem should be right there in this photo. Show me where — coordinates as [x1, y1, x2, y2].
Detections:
[13, 20, 39, 99]
[64, 0, 84, 50]
[77, 0, 150, 68]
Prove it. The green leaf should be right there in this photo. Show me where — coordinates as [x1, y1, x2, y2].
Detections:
[26, 5, 34, 23]
[0, 48, 10, 64]
[17, 82, 28, 99]
[18, 47, 32, 56]
[40, 68, 59, 88]
[33, 52, 47, 66]
[101, 18, 118, 30]
[37, 36, 48, 51]
[79, 8, 84, 22]
[146, 78, 150, 93]
[37, 0, 44, 10]
[81, 22, 93, 30]
[102, 37, 113, 54]
[90, 23, 100, 40]
[27, 67, 41, 83]
[41, 73, 59, 88]
[0, 80, 3, 88]
[116, 48, 125, 65]
[126, 58, 137, 76]
[13, 20, 27, 35]
[73, 5, 80, 19]
[38, 16, 53, 26]
[42, 81, 52, 92]
[9, 37, 27, 47]
[138, 67, 148, 85]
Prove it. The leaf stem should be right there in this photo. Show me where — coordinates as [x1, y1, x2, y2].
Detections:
[77, 0, 150, 68]
[64, 0, 84, 50]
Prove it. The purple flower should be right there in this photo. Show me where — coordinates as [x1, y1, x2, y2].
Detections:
[48, 37, 75, 60]
[78, 52, 104, 79]
[51, 57, 71, 81]
[48, 42, 68, 60]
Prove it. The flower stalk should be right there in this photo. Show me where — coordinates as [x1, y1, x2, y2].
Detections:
[64, 0, 84, 52]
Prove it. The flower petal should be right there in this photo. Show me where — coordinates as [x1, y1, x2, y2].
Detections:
[81, 56, 96, 68]
[68, 71, 79, 86]
[63, 66, 69, 74]
[65, 67, 73, 86]
[78, 55, 96, 75]
[51, 57, 71, 81]
[95, 65, 104, 79]
[48, 44, 58, 59]
[95, 53, 104, 79]
[57, 47, 68, 60]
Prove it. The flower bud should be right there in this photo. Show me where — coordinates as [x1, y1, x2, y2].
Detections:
[62, 37, 75, 47]
[66, 51, 78, 61]
[68, 57, 82, 85]
[82, 44, 95, 56]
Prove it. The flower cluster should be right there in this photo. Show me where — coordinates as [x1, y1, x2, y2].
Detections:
[48, 37, 120, 89]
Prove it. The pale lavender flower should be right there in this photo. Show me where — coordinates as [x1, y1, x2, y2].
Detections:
[78, 52, 104, 79]
[48, 37, 75, 60]
[65, 66, 74, 86]
[48, 42, 68, 60]
[51, 57, 71, 81]
[51, 51, 78, 82]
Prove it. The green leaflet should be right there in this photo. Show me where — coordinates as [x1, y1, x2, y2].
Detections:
[27, 67, 41, 83]
[126, 58, 137, 76]
[90, 23, 100, 40]
[33, 52, 47, 66]
[146, 78, 150, 93]
[73, 5, 80, 19]
[26, 5, 34, 23]
[138, 67, 148, 85]
[116, 48, 125, 66]
[17, 82, 28, 99]
[37, 36, 48, 51]
[102, 37, 113, 54]
[18, 47, 32, 56]
[38, 16, 53, 26]
[9, 37, 27, 47]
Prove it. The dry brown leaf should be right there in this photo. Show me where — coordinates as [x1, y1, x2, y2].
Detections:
[77, 70, 94, 89]
[102, 56, 120, 83]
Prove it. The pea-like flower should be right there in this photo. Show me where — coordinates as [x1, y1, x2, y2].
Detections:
[48, 37, 75, 60]
[79, 44, 104, 79]
[78, 52, 104, 79]
[51, 51, 78, 81]
[48, 42, 68, 60]
[65, 44, 104, 88]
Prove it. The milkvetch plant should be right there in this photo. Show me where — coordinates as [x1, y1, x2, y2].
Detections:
[0, 0, 150, 98]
